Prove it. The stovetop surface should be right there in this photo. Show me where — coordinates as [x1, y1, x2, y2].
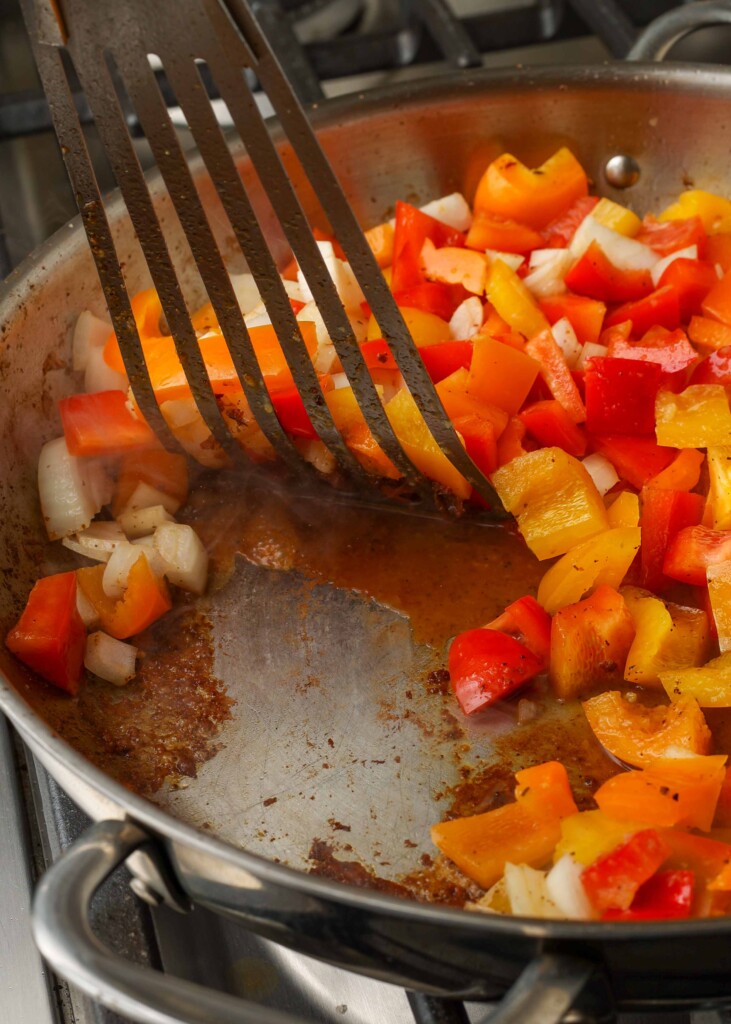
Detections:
[4, 2, 731, 1022]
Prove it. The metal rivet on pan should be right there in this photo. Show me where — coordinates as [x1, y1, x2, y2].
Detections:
[604, 154, 641, 189]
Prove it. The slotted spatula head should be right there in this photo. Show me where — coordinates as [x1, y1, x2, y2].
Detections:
[22, 0, 504, 514]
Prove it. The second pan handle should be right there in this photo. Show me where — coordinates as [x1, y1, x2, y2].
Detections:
[628, 0, 731, 61]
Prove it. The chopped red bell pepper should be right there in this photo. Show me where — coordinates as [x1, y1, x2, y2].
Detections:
[663, 525, 731, 586]
[539, 293, 606, 344]
[590, 434, 674, 489]
[581, 829, 671, 912]
[485, 595, 552, 665]
[603, 285, 681, 337]
[639, 488, 705, 591]
[59, 390, 157, 457]
[391, 202, 465, 293]
[392, 281, 466, 321]
[602, 870, 695, 921]
[564, 242, 654, 303]
[525, 330, 586, 423]
[657, 259, 718, 320]
[541, 195, 599, 248]
[605, 327, 698, 375]
[448, 628, 544, 716]
[519, 399, 587, 457]
[584, 357, 663, 436]
[361, 338, 399, 372]
[452, 414, 499, 478]
[690, 345, 731, 388]
[268, 385, 319, 440]
[6, 572, 86, 694]
[419, 341, 474, 383]
[636, 215, 707, 257]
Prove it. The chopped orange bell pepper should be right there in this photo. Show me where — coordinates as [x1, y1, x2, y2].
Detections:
[367, 305, 450, 348]
[492, 447, 608, 560]
[688, 315, 731, 351]
[524, 330, 586, 424]
[465, 335, 539, 415]
[365, 221, 395, 268]
[646, 448, 705, 492]
[514, 761, 578, 819]
[594, 755, 727, 832]
[549, 585, 635, 700]
[431, 760, 576, 889]
[104, 288, 164, 374]
[435, 367, 510, 435]
[385, 389, 470, 498]
[473, 148, 588, 229]
[707, 560, 731, 652]
[112, 449, 189, 517]
[705, 232, 731, 271]
[496, 416, 530, 467]
[661, 650, 731, 707]
[623, 590, 710, 689]
[713, 767, 731, 828]
[659, 190, 731, 234]
[582, 691, 712, 768]
[420, 239, 488, 295]
[655, 385, 731, 448]
[465, 211, 543, 253]
[484, 259, 550, 340]
[702, 267, 731, 325]
[537, 526, 641, 615]
[77, 555, 172, 640]
[707, 447, 731, 529]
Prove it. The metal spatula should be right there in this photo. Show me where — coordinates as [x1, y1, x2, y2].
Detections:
[22, 0, 502, 512]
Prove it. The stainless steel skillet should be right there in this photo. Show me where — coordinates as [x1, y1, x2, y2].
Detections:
[4, 7, 731, 1022]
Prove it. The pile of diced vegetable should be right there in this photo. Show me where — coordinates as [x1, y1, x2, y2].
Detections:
[9, 144, 731, 919]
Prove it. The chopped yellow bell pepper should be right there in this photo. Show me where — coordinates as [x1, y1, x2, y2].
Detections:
[385, 388, 470, 499]
[623, 590, 710, 689]
[708, 561, 731, 653]
[592, 198, 641, 237]
[661, 650, 731, 707]
[485, 258, 549, 340]
[656, 385, 731, 448]
[367, 306, 450, 347]
[492, 447, 609, 560]
[659, 189, 731, 234]
[606, 490, 640, 528]
[708, 447, 731, 530]
[537, 526, 641, 615]
[553, 810, 646, 866]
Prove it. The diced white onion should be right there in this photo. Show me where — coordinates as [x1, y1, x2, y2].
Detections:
[153, 523, 209, 595]
[330, 373, 350, 390]
[650, 244, 698, 287]
[62, 520, 126, 563]
[524, 250, 574, 299]
[159, 400, 227, 470]
[576, 341, 609, 371]
[103, 542, 156, 599]
[243, 307, 272, 329]
[84, 344, 128, 394]
[449, 296, 484, 340]
[529, 248, 563, 269]
[297, 241, 365, 312]
[120, 481, 181, 516]
[130, 536, 167, 577]
[230, 272, 261, 315]
[419, 192, 473, 232]
[570, 217, 658, 272]
[38, 437, 113, 540]
[72, 310, 111, 373]
[551, 317, 582, 369]
[503, 863, 562, 919]
[76, 586, 101, 630]
[118, 504, 175, 539]
[581, 453, 620, 496]
[546, 855, 595, 920]
[84, 631, 138, 686]
[486, 250, 524, 272]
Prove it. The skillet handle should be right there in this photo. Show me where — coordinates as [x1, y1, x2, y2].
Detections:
[33, 818, 600, 1024]
[628, 0, 731, 61]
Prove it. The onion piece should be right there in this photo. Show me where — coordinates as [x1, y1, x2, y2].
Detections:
[551, 317, 582, 369]
[546, 855, 595, 920]
[62, 520, 126, 563]
[84, 344, 128, 394]
[103, 543, 157, 599]
[570, 217, 658, 272]
[523, 250, 574, 299]
[118, 504, 175, 539]
[76, 586, 101, 630]
[486, 250, 524, 273]
[72, 310, 111, 373]
[297, 241, 365, 312]
[419, 192, 472, 232]
[153, 523, 209, 595]
[230, 272, 260, 315]
[503, 863, 562, 919]
[650, 244, 698, 287]
[449, 296, 484, 340]
[38, 437, 113, 540]
[576, 341, 609, 371]
[582, 453, 620, 496]
[120, 480, 181, 517]
[84, 631, 139, 686]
